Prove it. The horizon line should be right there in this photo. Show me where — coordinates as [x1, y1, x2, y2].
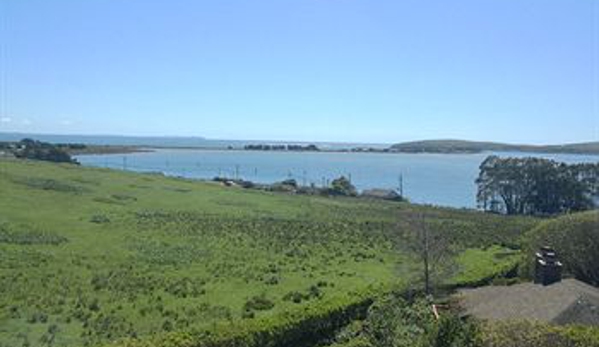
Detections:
[0, 131, 597, 147]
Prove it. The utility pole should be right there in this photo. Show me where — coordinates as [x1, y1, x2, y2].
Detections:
[422, 214, 430, 295]
[235, 165, 240, 180]
[302, 170, 307, 187]
[122, 156, 127, 171]
[399, 173, 404, 197]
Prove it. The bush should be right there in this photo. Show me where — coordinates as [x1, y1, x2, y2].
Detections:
[334, 293, 480, 347]
[27, 311, 48, 324]
[330, 176, 357, 197]
[283, 291, 305, 304]
[243, 294, 275, 315]
[90, 215, 111, 224]
[0, 224, 68, 245]
[478, 320, 599, 347]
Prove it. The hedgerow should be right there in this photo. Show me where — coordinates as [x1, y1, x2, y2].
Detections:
[107, 288, 379, 347]
[478, 320, 599, 347]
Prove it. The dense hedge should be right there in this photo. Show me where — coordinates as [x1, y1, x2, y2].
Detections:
[521, 211, 599, 286]
[328, 293, 480, 347]
[106, 288, 381, 347]
[328, 297, 599, 347]
[478, 320, 599, 347]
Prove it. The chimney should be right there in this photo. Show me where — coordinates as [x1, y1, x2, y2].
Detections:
[534, 246, 563, 286]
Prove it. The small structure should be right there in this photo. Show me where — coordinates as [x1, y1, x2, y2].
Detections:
[361, 189, 402, 201]
[534, 246, 563, 286]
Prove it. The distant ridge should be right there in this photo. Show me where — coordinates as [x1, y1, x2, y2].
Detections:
[1, 133, 597, 155]
[0, 132, 207, 147]
[390, 139, 599, 155]
[0, 132, 388, 150]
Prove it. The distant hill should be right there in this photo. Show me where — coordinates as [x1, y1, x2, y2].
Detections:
[390, 139, 599, 155]
[0, 132, 388, 151]
[0, 132, 207, 147]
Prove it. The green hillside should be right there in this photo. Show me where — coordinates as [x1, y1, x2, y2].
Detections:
[390, 139, 599, 154]
[0, 159, 538, 347]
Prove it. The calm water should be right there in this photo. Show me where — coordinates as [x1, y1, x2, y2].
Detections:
[76, 149, 599, 208]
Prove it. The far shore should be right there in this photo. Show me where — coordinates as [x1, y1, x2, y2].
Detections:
[73, 144, 599, 156]
[67, 145, 153, 155]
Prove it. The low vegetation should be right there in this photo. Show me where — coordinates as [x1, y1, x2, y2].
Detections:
[328, 294, 478, 347]
[449, 246, 520, 288]
[328, 294, 599, 347]
[477, 320, 599, 347]
[0, 158, 539, 347]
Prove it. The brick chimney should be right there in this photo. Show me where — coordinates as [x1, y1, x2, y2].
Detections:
[534, 246, 562, 286]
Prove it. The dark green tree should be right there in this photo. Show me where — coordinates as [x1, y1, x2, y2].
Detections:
[476, 156, 598, 215]
[330, 176, 357, 196]
[13, 139, 77, 164]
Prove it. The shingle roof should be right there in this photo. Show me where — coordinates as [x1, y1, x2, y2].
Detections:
[458, 279, 599, 326]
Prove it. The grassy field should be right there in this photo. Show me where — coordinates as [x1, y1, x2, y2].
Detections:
[0, 159, 539, 347]
[449, 246, 520, 287]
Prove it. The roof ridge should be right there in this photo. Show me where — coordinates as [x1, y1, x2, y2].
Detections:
[563, 278, 599, 299]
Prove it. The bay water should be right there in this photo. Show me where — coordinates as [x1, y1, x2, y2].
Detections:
[76, 149, 598, 208]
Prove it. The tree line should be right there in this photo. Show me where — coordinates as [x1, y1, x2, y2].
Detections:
[1, 139, 78, 164]
[244, 144, 320, 151]
[476, 155, 599, 215]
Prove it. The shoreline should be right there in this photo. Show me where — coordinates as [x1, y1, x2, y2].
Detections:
[75, 145, 599, 157]
[66, 145, 153, 155]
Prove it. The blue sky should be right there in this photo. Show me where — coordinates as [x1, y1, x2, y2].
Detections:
[0, 0, 597, 144]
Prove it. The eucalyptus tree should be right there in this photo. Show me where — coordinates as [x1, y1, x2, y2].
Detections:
[476, 156, 599, 215]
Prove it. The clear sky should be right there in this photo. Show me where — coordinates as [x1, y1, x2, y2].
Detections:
[0, 0, 597, 144]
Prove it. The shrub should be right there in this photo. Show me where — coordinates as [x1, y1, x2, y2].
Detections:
[478, 320, 599, 347]
[90, 215, 111, 224]
[27, 311, 48, 324]
[330, 176, 357, 197]
[89, 298, 101, 312]
[264, 275, 280, 285]
[13, 177, 85, 194]
[0, 225, 68, 245]
[283, 291, 305, 304]
[243, 294, 275, 313]
[332, 294, 479, 347]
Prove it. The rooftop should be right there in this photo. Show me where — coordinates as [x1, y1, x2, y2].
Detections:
[458, 279, 599, 326]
